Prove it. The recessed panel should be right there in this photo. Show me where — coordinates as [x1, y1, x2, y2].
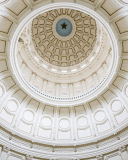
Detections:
[121, 60, 128, 72]
[18, 120, 32, 133]
[95, 111, 106, 122]
[41, 117, 52, 127]
[59, 119, 70, 129]
[58, 130, 71, 140]
[12, 89, 27, 103]
[77, 127, 91, 139]
[75, 105, 86, 116]
[126, 87, 128, 96]
[111, 101, 122, 112]
[0, 40, 6, 53]
[77, 117, 88, 127]
[0, 60, 8, 73]
[27, 99, 39, 112]
[97, 120, 111, 133]
[101, 0, 123, 16]
[102, 90, 117, 103]
[115, 108, 128, 124]
[43, 105, 54, 117]
[0, 16, 13, 34]
[89, 100, 102, 112]
[6, 0, 27, 16]
[0, 108, 14, 124]
[116, 16, 128, 34]
[113, 76, 127, 91]
[0, 86, 3, 98]
[38, 127, 52, 139]
[7, 100, 18, 112]
[59, 107, 70, 117]
[23, 111, 34, 122]
[123, 40, 128, 53]
[1, 77, 15, 91]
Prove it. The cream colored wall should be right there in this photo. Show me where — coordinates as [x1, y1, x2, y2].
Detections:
[18, 49, 111, 97]
[17, 23, 111, 98]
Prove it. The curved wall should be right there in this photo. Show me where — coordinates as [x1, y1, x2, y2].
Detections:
[17, 25, 111, 98]
[0, 0, 128, 159]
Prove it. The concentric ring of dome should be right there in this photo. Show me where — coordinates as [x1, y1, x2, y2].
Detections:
[12, 1, 117, 106]
[31, 9, 97, 67]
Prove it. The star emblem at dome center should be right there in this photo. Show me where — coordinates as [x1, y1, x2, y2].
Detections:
[61, 22, 67, 29]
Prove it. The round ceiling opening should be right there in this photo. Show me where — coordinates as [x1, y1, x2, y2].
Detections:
[14, 6, 117, 104]
[56, 18, 73, 37]
[31, 9, 97, 67]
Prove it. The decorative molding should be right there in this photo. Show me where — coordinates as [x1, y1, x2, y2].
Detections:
[26, 155, 33, 160]
[96, 155, 103, 160]
[0, 0, 12, 6]
[2, 145, 10, 153]
[119, 146, 127, 152]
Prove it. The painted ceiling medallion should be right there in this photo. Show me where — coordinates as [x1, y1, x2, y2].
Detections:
[56, 18, 72, 37]
[31, 8, 97, 67]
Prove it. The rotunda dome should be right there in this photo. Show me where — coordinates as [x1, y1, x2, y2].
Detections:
[0, 0, 128, 160]
[30, 9, 97, 67]
[16, 8, 113, 104]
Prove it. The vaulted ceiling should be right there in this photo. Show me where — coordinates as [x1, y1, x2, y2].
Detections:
[0, 0, 128, 160]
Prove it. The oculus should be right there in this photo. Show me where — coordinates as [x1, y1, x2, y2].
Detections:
[31, 9, 97, 67]
[56, 18, 72, 37]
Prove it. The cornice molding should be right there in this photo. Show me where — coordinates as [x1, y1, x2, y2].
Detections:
[116, 0, 128, 6]
[0, 0, 12, 7]
[0, 125, 128, 159]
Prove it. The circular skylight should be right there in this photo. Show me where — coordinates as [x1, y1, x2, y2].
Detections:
[56, 18, 73, 37]
[31, 9, 97, 67]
